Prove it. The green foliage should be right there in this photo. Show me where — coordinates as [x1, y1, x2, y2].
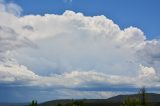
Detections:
[122, 97, 141, 106]
[29, 100, 37, 106]
[122, 87, 153, 106]
[57, 100, 84, 106]
[72, 100, 84, 106]
[139, 87, 148, 106]
[57, 103, 63, 106]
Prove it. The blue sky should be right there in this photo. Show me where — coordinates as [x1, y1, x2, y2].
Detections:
[0, 0, 160, 103]
[7, 0, 160, 39]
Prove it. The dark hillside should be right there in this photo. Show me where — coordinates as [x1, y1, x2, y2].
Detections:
[39, 93, 160, 106]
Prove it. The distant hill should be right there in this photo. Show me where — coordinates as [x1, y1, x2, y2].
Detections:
[0, 103, 28, 106]
[106, 93, 160, 102]
[39, 93, 160, 106]
[1, 93, 160, 106]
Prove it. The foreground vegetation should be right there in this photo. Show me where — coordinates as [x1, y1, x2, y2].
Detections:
[122, 87, 152, 106]
[29, 100, 37, 106]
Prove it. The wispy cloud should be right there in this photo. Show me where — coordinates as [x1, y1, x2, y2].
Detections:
[64, 0, 72, 3]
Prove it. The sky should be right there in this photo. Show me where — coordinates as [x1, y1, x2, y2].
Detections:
[0, 0, 160, 103]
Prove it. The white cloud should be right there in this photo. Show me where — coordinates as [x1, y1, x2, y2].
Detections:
[139, 64, 156, 77]
[0, 62, 159, 89]
[0, 61, 39, 85]
[0, 1, 160, 101]
[0, 0, 22, 16]
[13, 11, 141, 76]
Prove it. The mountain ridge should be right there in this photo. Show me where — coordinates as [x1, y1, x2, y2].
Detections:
[1, 93, 160, 106]
[39, 93, 160, 106]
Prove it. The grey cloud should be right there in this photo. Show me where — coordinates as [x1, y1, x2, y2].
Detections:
[22, 25, 34, 31]
[0, 25, 37, 63]
[136, 40, 160, 73]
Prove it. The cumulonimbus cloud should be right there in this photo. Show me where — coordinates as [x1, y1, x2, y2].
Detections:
[0, 1, 160, 101]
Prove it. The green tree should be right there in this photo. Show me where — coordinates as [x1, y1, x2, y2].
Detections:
[123, 87, 153, 106]
[29, 100, 37, 106]
[139, 87, 147, 106]
[57, 103, 63, 106]
[122, 97, 141, 106]
[67, 100, 84, 106]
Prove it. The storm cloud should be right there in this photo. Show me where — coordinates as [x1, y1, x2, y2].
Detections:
[0, 1, 160, 102]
